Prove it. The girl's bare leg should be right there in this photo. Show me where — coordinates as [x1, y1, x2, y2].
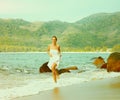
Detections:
[52, 63, 59, 83]
[56, 69, 59, 79]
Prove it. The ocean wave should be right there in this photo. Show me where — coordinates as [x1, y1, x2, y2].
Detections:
[0, 66, 38, 74]
[0, 69, 120, 100]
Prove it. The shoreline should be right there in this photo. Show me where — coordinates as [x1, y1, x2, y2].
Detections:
[13, 77, 120, 100]
[0, 51, 111, 53]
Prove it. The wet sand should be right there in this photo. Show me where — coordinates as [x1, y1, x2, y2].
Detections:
[13, 77, 120, 100]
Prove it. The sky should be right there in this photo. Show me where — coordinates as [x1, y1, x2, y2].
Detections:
[0, 0, 120, 22]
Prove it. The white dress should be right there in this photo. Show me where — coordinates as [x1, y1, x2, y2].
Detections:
[47, 49, 60, 69]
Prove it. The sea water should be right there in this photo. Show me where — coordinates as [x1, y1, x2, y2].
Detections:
[0, 52, 120, 100]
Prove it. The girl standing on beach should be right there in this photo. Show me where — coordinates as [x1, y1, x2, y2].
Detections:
[47, 36, 61, 83]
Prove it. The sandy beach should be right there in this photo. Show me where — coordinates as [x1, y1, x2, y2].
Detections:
[13, 77, 120, 100]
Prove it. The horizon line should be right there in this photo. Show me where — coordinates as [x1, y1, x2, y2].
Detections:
[0, 11, 120, 23]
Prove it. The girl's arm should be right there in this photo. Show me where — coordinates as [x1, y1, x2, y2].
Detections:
[47, 45, 52, 57]
[58, 45, 62, 57]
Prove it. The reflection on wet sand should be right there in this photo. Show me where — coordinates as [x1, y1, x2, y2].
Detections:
[110, 82, 120, 88]
[53, 87, 63, 100]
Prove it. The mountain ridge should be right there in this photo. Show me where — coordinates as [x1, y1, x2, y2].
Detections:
[0, 12, 120, 52]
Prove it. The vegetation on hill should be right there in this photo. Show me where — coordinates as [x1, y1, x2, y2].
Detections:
[0, 12, 120, 52]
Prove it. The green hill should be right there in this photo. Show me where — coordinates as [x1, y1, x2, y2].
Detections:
[73, 12, 120, 48]
[0, 12, 120, 52]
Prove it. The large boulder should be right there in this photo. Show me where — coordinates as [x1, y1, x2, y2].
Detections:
[107, 52, 120, 72]
[93, 56, 107, 69]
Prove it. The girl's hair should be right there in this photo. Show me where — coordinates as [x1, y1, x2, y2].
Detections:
[52, 36, 57, 41]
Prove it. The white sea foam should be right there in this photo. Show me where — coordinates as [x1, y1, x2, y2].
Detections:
[0, 70, 120, 100]
[0, 52, 118, 100]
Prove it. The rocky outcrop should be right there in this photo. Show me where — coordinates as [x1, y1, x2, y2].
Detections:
[39, 62, 78, 74]
[39, 62, 51, 73]
[101, 63, 107, 69]
[107, 52, 120, 72]
[93, 56, 107, 69]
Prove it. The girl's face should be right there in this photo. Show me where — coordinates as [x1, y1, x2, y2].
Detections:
[52, 37, 57, 43]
